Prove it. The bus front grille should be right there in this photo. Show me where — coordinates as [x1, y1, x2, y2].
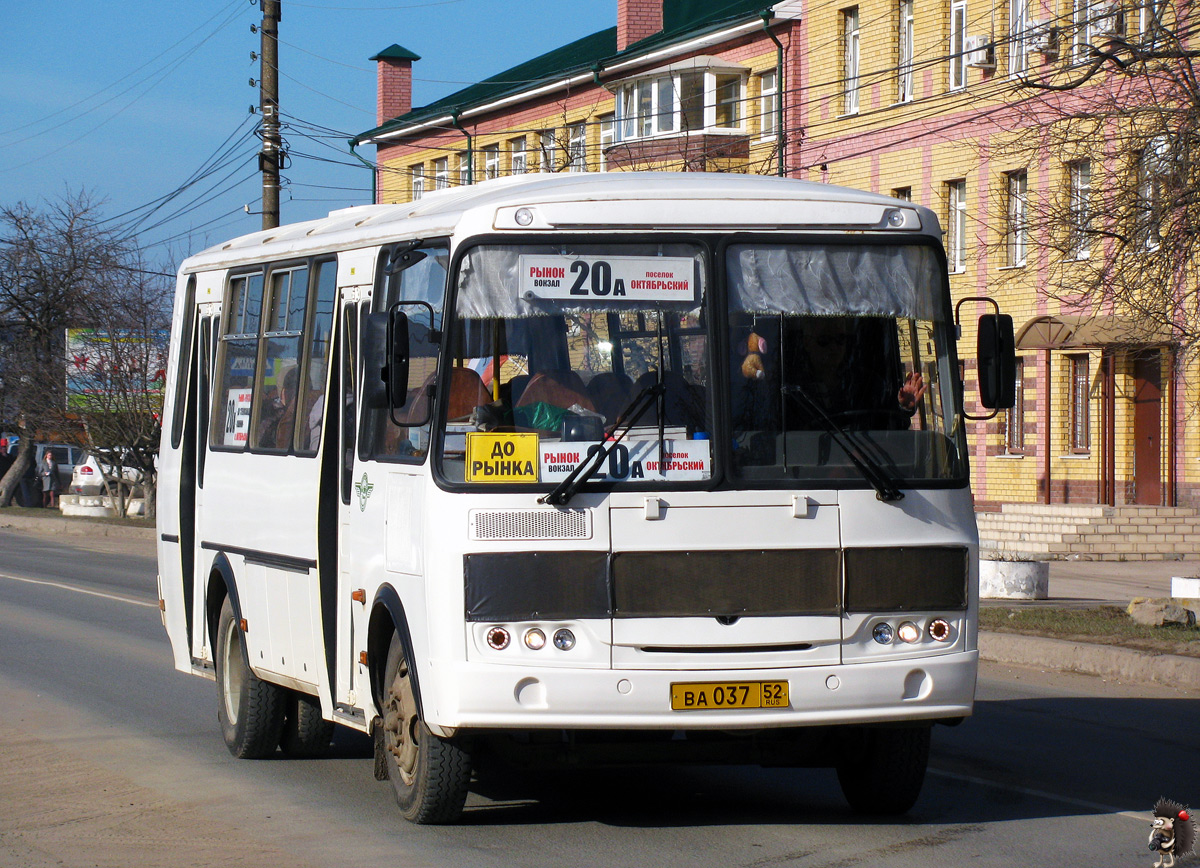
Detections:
[469, 508, 593, 541]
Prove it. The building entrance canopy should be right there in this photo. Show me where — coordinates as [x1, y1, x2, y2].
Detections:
[1014, 315, 1174, 350]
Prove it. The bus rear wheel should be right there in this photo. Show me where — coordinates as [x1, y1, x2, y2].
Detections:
[835, 725, 930, 815]
[215, 596, 284, 758]
[280, 691, 335, 758]
[381, 634, 471, 824]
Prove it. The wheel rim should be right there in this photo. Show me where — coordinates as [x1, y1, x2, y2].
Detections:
[383, 657, 420, 786]
[221, 620, 245, 723]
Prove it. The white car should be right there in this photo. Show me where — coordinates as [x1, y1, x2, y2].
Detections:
[70, 450, 144, 497]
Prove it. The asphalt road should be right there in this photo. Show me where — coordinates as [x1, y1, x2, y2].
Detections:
[0, 527, 1196, 868]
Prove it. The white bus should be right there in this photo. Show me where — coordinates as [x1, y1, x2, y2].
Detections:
[157, 172, 1014, 824]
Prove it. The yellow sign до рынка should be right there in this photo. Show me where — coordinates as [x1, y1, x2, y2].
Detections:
[465, 432, 540, 482]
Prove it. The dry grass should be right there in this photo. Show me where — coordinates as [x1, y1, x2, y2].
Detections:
[979, 605, 1200, 658]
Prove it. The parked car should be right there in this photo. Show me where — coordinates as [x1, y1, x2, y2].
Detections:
[3, 442, 84, 506]
[70, 450, 144, 497]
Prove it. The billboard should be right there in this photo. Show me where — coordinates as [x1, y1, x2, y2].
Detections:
[65, 328, 169, 410]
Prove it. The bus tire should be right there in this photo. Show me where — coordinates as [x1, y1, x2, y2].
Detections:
[280, 691, 335, 758]
[835, 725, 930, 815]
[215, 596, 284, 759]
[381, 633, 471, 824]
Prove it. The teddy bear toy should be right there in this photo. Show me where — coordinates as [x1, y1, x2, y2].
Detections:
[741, 331, 768, 380]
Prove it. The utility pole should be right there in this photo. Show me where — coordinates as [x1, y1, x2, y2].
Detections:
[259, 0, 281, 230]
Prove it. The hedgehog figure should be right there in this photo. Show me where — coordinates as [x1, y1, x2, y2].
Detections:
[1149, 798, 1196, 867]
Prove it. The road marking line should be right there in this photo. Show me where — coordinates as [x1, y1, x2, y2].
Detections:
[0, 572, 157, 609]
[928, 768, 1145, 822]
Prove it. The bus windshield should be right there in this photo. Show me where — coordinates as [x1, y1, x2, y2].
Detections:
[436, 239, 964, 488]
[726, 242, 966, 486]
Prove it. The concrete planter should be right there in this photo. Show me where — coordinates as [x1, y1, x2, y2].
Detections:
[59, 494, 145, 519]
[980, 558, 1050, 600]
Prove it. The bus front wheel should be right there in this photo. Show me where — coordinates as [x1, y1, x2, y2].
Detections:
[215, 596, 285, 758]
[381, 633, 471, 824]
[835, 725, 930, 815]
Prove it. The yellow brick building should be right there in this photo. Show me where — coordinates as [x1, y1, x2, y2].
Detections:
[353, 0, 1198, 510]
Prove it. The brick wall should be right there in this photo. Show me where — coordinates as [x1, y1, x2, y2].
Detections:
[618, 0, 663, 51]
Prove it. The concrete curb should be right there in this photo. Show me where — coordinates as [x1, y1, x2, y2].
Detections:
[980, 631, 1200, 690]
[0, 512, 156, 541]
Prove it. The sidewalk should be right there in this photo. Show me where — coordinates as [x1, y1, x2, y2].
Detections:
[2, 506, 1196, 690]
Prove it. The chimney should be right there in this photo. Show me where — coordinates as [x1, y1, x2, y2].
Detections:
[617, 0, 663, 52]
[371, 44, 421, 126]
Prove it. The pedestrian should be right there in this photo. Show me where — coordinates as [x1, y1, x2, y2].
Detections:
[38, 450, 61, 508]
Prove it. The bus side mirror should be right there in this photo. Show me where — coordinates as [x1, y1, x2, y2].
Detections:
[386, 307, 411, 409]
[362, 313, 390, 410]
[977, 313, 1016, 409]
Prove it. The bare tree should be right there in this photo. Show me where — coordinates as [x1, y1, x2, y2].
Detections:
[985, 0, 1200, 359]
[0, 192, 124, 506]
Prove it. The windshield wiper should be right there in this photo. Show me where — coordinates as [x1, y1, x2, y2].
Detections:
[539, 382, 666, 507]
[781, 384, 904, 502]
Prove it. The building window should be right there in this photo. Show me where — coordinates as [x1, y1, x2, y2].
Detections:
[1069, 159, 1092, 259]
[1073, 0, 1094, 60]
[759, 69, 778, 138]
[411, 165, 425, 200]
[950, 0, 968, 91]
[844, 7, 861, 114]
[1006, 170, 1028, 267]
[1069, 354, 1090, 452]
[568, 123, 587, 172]
[1004, 357, 1026, 452]
[614, 69, 745, 141]
[892, 186, 912, 201]
[947, 179, 967, 272]
[538, 130, 556, 172]
[1010, 0, 1030, 75]
[433, 157, 449, 191]
[898, 0, 915, 101]
[510, 137, 527, 175]
[455, 152, 468, 186]
[483, 144, 500, 180]
[598, 114, 614, 170]
[1138, 136, 1171, 250]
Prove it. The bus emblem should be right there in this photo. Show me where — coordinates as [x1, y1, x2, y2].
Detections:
[354, 473, 374, 512]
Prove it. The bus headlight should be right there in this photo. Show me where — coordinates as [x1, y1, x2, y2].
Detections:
[897, 621, 921, 644]
[871, 623, 894, 645]
[928, 618, 952, 642]
[553, 628, 576, 651]
[523, 628, 547, 650]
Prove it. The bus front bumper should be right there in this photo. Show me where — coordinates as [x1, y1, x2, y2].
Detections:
[424, 650, 978, 734]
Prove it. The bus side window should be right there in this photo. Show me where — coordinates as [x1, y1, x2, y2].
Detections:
[340, 303, 360, 505]
[211, 271, 264, 450]
[360, 243, 448, 462]
[295, 259, 336, 456]
[250, 264, 309, 452]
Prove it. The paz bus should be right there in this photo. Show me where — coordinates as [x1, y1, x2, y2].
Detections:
[156, 172, 1014, 824]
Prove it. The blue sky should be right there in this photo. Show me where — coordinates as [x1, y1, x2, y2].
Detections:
[0, 0, 611, 265]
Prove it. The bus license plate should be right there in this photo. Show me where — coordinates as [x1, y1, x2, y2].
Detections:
[669, 681, 789, 711]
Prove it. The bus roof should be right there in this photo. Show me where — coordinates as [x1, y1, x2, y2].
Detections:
[179, 173, 941, 274]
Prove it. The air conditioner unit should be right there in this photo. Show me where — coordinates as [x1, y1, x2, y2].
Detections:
[964, 35, 997, 69]
[1028, 20, 1060, 57]
[1094, 1, 1125, 37]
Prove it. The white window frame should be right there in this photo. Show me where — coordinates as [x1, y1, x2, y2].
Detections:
[568, 123, 587, 173]
[509, 137, 527, 175]
[539, 130, 556, 172]
[1073, 0, 1095, 60]
[1069, 160, 1092, 259]
[483, 144, 500, 180]
[950, 0, 968, 91]
[844, 7, 861, 114]
[898, 0, 915, 102]
[758, 69, 778, 139]
[433, 157, 449, 191]
[1009, 0, 1030, 75]
[411, 166, 425, 201]
[948, 179, 967, 272]
[598, 114, 614, 170]
[1006, 170, 1028, 267]
[455, 152, 467, 186]
[614, 70, 746, 142]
